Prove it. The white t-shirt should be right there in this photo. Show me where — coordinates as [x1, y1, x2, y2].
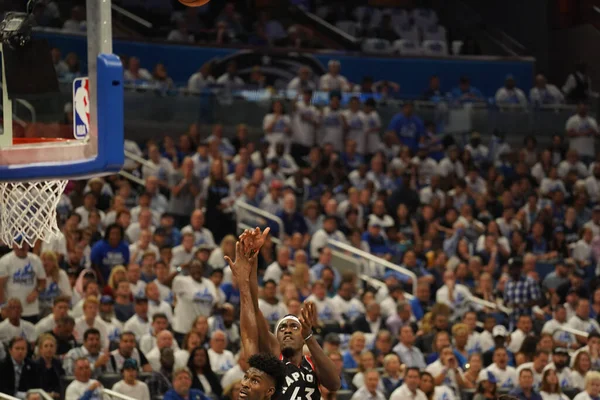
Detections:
[170, 245, 197, 269]
[0, 318, 37, 344]
[507, 329, 531, 353]
[480, 364, 517, 390]
[258, 298, 288, 323]
[566, 114, 599, 158]
[343, 109, 368, 154]
[541, 393, 570, 400]
[172, 276, 218, 333]
[39, 269, 72, 312]
[41, 232, 68, 259]
[544, 363, 575, 388]
[292, 101, 320, 147]
[435, 284, 471, 318]
[304, 295, 340, 321]
[154, 280, 174, 305]
[140, 333, 179, 356]
[123, 315, 151, 340]
[0, 251, 47, 316]
[128, 243, 160, 264]
[319, 73, 350, 92]
[331, 295, 366, 321]
[129, 280, 147, 299]
[425, 359, 461, 394]
[221, 364, 244, 391]
[263, 114, 292, 153]
[112, 380, 150, 400]
[74, 316, 110, 349]
[390, 384, 428, 400]
[320, 107, 345, 152]
[207, 348, 236, 372]
[364, 110, 383, 155]
[433, 386, 456, 400]
[516, 362, 543, 389]
[65, 379, 103, 400]
[573, 391, 594, 400]
[148, 300, 173, 323]
[567, 315, 600, 335]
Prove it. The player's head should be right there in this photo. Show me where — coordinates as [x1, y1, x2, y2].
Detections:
[275, 315, 304, 357]
[241, 353, 285, 400]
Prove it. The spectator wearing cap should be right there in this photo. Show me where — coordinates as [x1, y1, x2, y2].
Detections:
[495, 75, 528, 107]
[545, 348, 575, 388]
[310, 215, 347, 260]
[63, 327, 109, 377]
[474, 370, 498, 400]
[542, 305, 576, 349]
[319, 60, 350, 92]
[481, 347, 518, 390]
[97, 295, 121, 340]
[390, 367, 427, 400]
[393, 326, 426, 369]
[482, 325, 515, 367]
[504, 256, 542, 329]
[124, 295, 150, 340]
[112, 358, 150, 400]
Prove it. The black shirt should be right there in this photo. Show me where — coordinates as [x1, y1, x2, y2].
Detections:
[281, 356, 320, 400]
[47, 331, 77, 356]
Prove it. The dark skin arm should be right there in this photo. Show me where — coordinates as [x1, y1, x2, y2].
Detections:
[225, 240, 260, 355]
[229, 228, 280, 355]
[300, 301, 341, 391]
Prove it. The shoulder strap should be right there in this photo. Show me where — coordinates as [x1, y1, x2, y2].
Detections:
[110, 354, 117, 372]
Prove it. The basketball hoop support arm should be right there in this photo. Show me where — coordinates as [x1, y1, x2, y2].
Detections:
[0, 44, 13, 148]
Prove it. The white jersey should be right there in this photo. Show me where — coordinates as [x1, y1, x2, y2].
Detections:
[148, 300, 173, 323]
[0, 251, 47, 317]
[542, 319, 575, 346]
[74, 316, 110, 349]
[331, 295, 366, 321]
[154, 279, 174, 305]
[343, 109, 368, 154]
[65, 379, 103, 400]
[123, 315, 151, 340]
[320, 107, 345, 152]
[0, 318, 37, 344]
[292, 101, 320, 147]
[263, 114, 292, 153]
[258, 298, 288, 323]
[39, 269, 72, 312]
[544, 363, 575, 389]
[180, 226, 216, 247]
[425, 359, 462, 395]
[129, 280, 147, 299]
[172, 276, 218, 333]
[567, 315, 600, 335]
[208, 348, 236, 372]
[305, 295, 341, 321]
[480, 364, 517, 390]
[364, 110, 382, 155]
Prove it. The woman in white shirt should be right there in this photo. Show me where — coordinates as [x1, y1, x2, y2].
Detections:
[263, 100, 292, 155]
[571, 351, 592, 390]
[320, 94, 347, 152]
[540, 369, 569, 400]
[39, 251, 72, 317]
[573, 371, 600, 400]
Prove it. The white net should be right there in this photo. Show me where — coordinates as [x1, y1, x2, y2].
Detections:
[0, 180, 68, 248]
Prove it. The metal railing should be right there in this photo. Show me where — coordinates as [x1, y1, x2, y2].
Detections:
[327, 239, 417, 295]
[118, 170, 145, 186]
[0, 393, 19, 400]
[124, 150, 156, 171]
[555, 325, 589, 339]
[103, 388, 137, 400]
[468, 296, 513, 315]
[28, 389, 53, 400]
[111, 4, 153, 28]
[234, 201, 285, 242]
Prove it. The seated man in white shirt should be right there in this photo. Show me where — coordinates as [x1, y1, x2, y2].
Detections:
[65, 358, 103, 400]
[425, 346, 463, 395]
[568, 298, 600, 346]
[146, 282, 173, 323]
[207, 330, 236, 373]
[181, 209, 216, 247]
[74, 297, 110, 350]
[390, 367, 427, 400]
[0, 299, 36, 350]
[34, 295, 70, 338]
[127, 264, 147, 299]
[516, 350, 549, 390]
[507, 315, 534, 354]
[111, 358, 151, 400]
[140, 313, 179, 355]
[170, 232, 197, 270]
[145, 330, 176, 371]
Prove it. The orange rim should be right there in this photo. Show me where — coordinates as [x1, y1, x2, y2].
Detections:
[13, 138, 72, 145]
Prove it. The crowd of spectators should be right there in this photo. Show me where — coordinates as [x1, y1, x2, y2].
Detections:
[0, 71, 600, 400]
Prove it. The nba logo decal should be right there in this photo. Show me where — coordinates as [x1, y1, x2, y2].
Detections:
[73, 77, 90, 140]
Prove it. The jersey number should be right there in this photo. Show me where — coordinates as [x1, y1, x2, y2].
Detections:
[289, 387, 315, 400]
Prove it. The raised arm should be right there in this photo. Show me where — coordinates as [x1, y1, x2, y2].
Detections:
[300, 302, 341, 391]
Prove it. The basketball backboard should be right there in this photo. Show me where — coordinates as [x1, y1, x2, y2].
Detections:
[0, 0, 124, 181]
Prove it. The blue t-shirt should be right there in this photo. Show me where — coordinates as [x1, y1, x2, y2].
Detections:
[451, 86, 484, 103]
[387, 113, 425, 152]
[220, 282, 240, 308]
[90, 240, 130, 282]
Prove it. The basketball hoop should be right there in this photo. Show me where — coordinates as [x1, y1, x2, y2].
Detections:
[0, 138, 70, 247]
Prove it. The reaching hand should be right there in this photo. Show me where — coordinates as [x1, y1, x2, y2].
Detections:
[299, 301, 316, 340]
[224, 240, 255, 282]
[239, 227, 270, 255]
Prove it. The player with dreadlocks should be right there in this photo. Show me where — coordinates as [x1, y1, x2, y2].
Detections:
[225, 228, 340, 400]
[227, 229, 286, 400]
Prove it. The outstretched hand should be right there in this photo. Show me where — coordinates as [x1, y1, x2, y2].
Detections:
[299, 301, 317, 340]
[224, 240, 255, 282]
[239, 227, 270, 256]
